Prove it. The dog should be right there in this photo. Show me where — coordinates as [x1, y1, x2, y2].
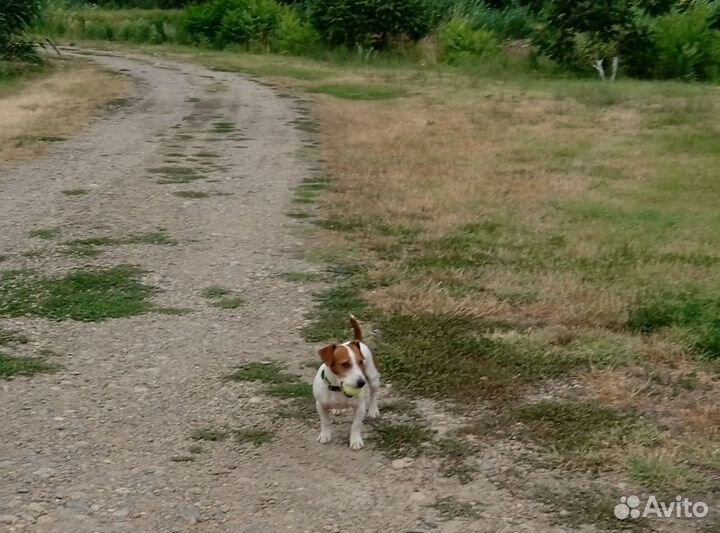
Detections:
[313, 314, 380, 450]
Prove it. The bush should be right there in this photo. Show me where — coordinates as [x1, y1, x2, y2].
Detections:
[180, 0, 285, 48]
[449, 0, 536, 39]
[217, 0, 281, 47]
[0, 0, 44, 61]
[272, 7, 320, 55]
[308, 0, 432, 49]
[649, 0, 720, 79]
[439, 15, 499, 63]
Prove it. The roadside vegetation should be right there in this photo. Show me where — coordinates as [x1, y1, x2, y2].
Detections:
[39, 0, 720, 81]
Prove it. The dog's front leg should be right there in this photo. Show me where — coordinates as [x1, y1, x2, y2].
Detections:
[349, 403, 366, 450]
[316, 401, 333, 444]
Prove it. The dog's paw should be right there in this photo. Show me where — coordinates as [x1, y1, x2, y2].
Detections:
[349, 433, 364, 450]
[330, 409, 344, 416]
[317, 431, 332, 444]
[367, 405, 380, 418]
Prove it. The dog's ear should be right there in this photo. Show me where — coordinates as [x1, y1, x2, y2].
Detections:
[318, 344, 336, 367]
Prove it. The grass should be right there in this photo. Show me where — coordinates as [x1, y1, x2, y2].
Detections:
[190, 428, 228, 442]
[0, 352, 56, 379]
[0, 61, 128, 162]
[227, 361, 298, 385]
[0, 328, 28, 345]
[62, 189, 89, 196]
[173, 190, 210, 199]
[149, 166, 204, 184]
[64, 231, 176, 256]
[308, 84, 406, 101]
[29, 228, 60, 240]
[371, 421, 434, 458]
[432, 496, 483, 520]
[0, 266, 154, 321]
[235, 429, 273, 446]
[203, 286, 244, 309]
[266, 382, 313, 398]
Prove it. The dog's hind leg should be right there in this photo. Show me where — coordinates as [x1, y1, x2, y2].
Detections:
[316, 401, 333, 444]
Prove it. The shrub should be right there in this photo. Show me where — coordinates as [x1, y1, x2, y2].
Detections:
[308, 0, 432, 49]
[451, 0, 536, 39]
[272, 7, 320, 55]
[217, 0, 281, 47]
[0, 0, 44, 61]
[533, 0, 637, 72]
[648, 0, 720, 80]
[439, 15, 499, 64]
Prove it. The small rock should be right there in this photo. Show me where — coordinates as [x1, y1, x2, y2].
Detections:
[0, 515, 16, 525]
[181, 506, 201, 523]
[112, 508, 130, 520]
[391, 457, 414, 470]
[27, 503, 45, 514]
[66, 499, 90, 513]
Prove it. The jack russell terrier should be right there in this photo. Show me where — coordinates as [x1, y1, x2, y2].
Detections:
[313, 315, 380, 450]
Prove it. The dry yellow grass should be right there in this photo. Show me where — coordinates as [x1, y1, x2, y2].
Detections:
[0, 59, 128, 162]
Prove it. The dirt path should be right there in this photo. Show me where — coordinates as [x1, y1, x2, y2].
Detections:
[0, 51, 564, 533]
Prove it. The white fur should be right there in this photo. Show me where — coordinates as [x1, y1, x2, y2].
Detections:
[313, 341, 380, 450]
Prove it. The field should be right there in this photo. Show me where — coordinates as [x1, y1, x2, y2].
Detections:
[128, 43, 720, 518]
[1, 7, 719, 528]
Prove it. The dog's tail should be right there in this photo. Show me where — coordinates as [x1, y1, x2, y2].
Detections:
[349, 314, 362, 341]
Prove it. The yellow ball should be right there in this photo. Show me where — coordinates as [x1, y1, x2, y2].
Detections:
[342, 383, 361, 397]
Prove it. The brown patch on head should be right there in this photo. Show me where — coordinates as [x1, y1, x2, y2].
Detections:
[328, 345, 353, 378]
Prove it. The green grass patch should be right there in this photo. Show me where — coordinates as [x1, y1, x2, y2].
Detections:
[0, 266, 154, 321]
[371, 421, 434, 458]
[627, 453, 706, 492]
[0, 352, 55, 379]
[62, 189, 88, 196]
[234, 429, 274, 446]
[210, 120, 236, 134]
[628, 289, 720, 358]
[149, 166, 203, 184]
[514, 400, 638, 456]
[267, 381, 313, 398]
[203, 286, 244, 309]
[227, 361, 298, 384]
[153, 307, 193, 316]
[303, 279, 369, 342]
[308, 84, 406, 101]
[190, 428, 228, 442]
[64, 231, 176, 255]
[29, 228, 60, 240]
[376, 314, 633, 400]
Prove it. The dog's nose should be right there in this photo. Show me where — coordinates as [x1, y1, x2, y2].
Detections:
[356, 378, 366, 388]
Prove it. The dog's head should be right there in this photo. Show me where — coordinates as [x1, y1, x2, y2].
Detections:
[318, 342, 366, 389]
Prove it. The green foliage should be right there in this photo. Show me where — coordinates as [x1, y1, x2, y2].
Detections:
[447, 0, 536, 39]
[272, 6, 320, 55]
[649, 0, 720, 79]
[308, 0, 432, 49]
[0, 0, 44, 61]
[440, 16, 500, 64]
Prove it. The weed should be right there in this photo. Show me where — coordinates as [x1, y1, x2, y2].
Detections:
[309, 84, 406, 101]
[171, 455, 195, 462]
[190, 428, 228, 442]
[0, 352, 55, 379]
[64, 231, 176, 256]
[203, 286, 244, 309]
[62, 189, 88, 196]
[0, 328, 28, 345]
[0, 266, 154, 321]
[154, 307, 193, 316]
[371, 421, 434, 458]
[267, 381, 313, 398]
[215, 296, 245, 309]
[149, 166, 203, 184]
[235, 429, 274, 446]
[29, 228, 60, 240]
[188, 444, 204, 454]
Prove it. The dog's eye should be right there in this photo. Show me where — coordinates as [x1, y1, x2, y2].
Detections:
[358, 360, 364, 365]
[342, 362, 351, 369]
